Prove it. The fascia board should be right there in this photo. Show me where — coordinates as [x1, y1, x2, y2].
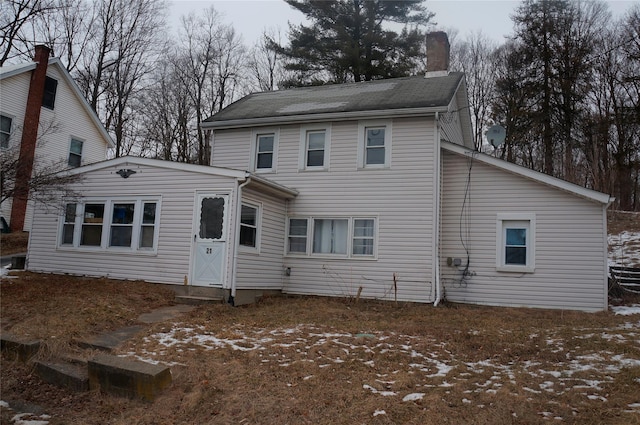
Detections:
[60, 156, 248, 179]
[441, 141, 612, 205]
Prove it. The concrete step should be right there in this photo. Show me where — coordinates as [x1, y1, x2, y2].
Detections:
[174, 295, 224, 305]
[34, 359, 89, 392]
[76, 325, 144, 352]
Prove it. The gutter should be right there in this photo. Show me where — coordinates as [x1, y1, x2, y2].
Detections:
[202, 106, 448, 130]
[229, 176, 252, 305]
[433, 111, 442, 306]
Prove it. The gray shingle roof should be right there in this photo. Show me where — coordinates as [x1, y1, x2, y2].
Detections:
[204, 72, 464, 126]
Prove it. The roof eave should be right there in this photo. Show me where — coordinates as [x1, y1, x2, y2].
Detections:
[201, 106, 449, 130]
[441, 141, 612, 205]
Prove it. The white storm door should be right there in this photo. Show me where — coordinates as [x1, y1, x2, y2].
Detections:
[192, 194, 228, 287]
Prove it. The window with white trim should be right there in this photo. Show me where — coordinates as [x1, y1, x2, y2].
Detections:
[68, 138, 83, 168]
[496, 214, 535, 272]
[60, 198, 160, 251]
[254, 132, 277, 171]
[358, 121, 391, 168]
[299, 125, 330, 170]
[239, 203, 260, 249]
[1, 114, 12, 148]
[287, 218, 308, 253]
[287, 217, 376, 258]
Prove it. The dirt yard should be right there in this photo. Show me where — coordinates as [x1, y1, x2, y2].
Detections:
[1, 211, 639, 424]
[1, 271, 639, 425]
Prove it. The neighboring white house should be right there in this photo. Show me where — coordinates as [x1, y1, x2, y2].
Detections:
[26, 67, 613, 312]
[0, 45, 114, 232]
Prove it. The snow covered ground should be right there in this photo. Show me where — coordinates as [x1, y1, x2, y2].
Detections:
[609, 230, 640, 268]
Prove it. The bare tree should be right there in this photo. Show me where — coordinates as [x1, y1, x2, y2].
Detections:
[450, 31, 498, 150]
[0, 0, 58, 65]
[248, 28, 289, 92]
[1, 120, 82, 212]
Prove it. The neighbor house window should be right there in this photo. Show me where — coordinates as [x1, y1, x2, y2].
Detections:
[42, 76, 58, 109]
[358, 121, 391, 168]
[68, 138, 83, 167]
[299, 125, 330, 170]
[62, 198, 160, 251]
[255, 133, 275, 170]
[287, 218, 308, 254]
[496, 214, 535, 272]
[239, 203, 259, 249]
[0, 114, 12, 148]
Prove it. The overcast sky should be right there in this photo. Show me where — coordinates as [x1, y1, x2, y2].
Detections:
[170, 0, 636, 45]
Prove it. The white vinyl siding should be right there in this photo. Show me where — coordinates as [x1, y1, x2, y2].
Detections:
[0, 63, 110, 230]
[440, 149, 608, 312]
[211, 117, 436, 303]
[28, 164, 240, 286]
[235, 188, 287, 290]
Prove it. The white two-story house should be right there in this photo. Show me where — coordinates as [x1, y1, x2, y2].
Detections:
[0, 45, 114, 232]
[26, 40, 612, 312]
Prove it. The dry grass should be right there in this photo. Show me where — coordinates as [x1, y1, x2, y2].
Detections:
[1, 274, 640, 425]
[1, 212, 639, 424]
[0, 231, 29, 256]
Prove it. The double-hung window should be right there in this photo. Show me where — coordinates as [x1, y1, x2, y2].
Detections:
[287, 218, 308, 253]
[61, 198, 160, 252]
[287, 217, 376, 258]
[239, 203, 260, 250]
[496, 214, 535, 272]
[358, 121, 391, 168]
[68, 138, 83, 168]
[0, 114, 12, 148]
[300, 125, 330, 170]
[252, 131, 278, 172]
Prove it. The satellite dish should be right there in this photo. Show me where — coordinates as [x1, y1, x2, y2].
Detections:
[486, 125, 506, 148]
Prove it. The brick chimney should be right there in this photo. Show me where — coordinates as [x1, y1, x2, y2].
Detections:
[425, 31, 450, 77]
[10, 44, 51, 232]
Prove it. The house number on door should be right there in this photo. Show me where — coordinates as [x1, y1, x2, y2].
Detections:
[206, 248, 212, 254]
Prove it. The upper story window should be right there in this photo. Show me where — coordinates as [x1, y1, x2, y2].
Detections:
[254, 132, 276, 171]
[68, 138, 83, 168]
[60, 198, 160, 252]
[358, 121, 392, 169]
[496, 213, 535, 273]
[42, 76, 58, 110]
[299, 125, 331, 170]
[239, 203, 260, 250]
[0, 114, 12, 148]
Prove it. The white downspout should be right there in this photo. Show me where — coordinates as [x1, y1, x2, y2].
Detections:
[433, 112, 442, 306]
[230, 177, 251, 301]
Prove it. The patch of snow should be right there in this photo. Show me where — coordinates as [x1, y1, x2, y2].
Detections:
[373, 409, 386, 416]
[402, 393, 425, 402]
[611, 305, 640, 316]
[0, 400, 9, 408]
[11, 413, 50, 425]
[363, 384, 397, 397]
